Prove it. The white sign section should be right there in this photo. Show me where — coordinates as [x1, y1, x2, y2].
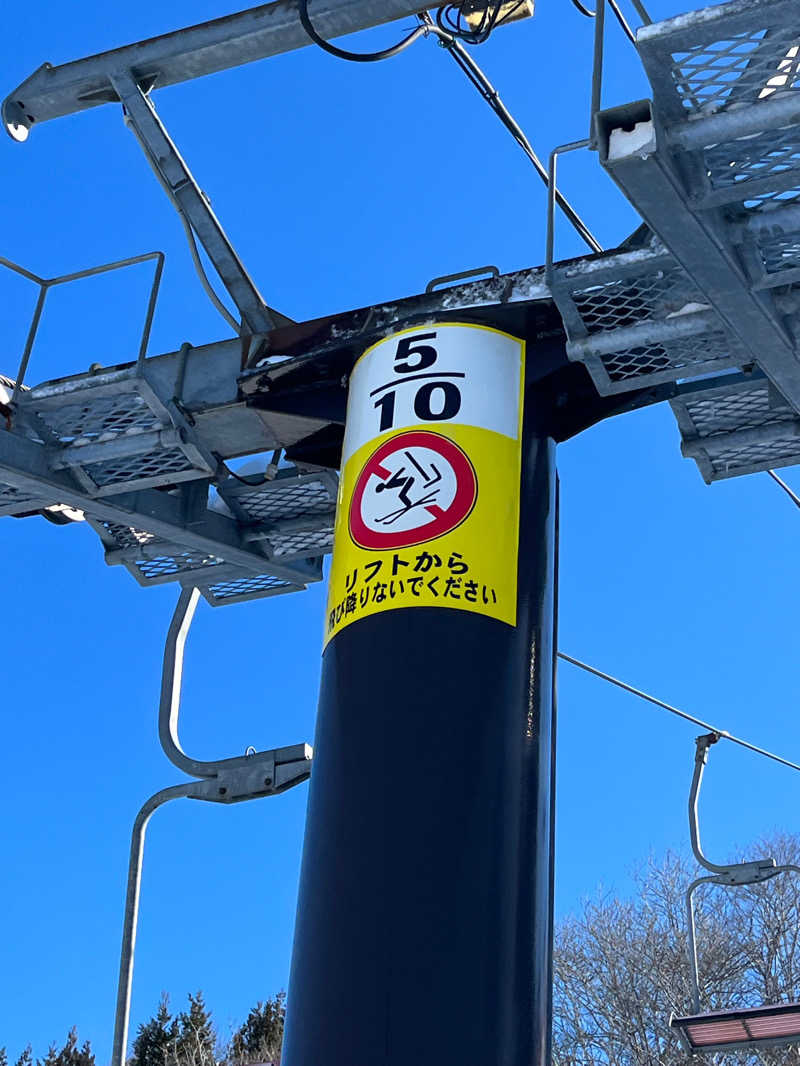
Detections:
[342, 324, 524, 464]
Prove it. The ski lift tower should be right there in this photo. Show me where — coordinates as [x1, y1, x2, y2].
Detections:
[6, 0, 800, 1063]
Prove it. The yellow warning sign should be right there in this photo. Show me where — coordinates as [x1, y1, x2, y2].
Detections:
[325, 323, 525, 645]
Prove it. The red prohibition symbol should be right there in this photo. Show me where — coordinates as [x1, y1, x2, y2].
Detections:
[349, 430, 478, 550]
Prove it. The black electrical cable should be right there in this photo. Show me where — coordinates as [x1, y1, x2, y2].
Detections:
[297, 0, 428, 61]
[424, 15, 602, 252]
[219, 450, 282, 486]
[436, 2, 520, 44]
[568, 0, 597, 17]
[223, 465, 270, 486]
[298, 1, 601, 253]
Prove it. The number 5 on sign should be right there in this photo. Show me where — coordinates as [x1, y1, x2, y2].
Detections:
[344, 324, 524, 456]
[326, 322, 526, 646]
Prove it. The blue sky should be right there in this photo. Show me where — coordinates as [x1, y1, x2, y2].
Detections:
[3, 0, 800, 1061]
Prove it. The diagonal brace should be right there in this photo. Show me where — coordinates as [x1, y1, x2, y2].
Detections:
[0, 428, 317, 584]
[110, 70, 289, 335]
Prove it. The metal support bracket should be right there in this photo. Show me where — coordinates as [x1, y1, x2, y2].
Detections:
[111, 586, 312, 1066]
[1, 1, 441, 338]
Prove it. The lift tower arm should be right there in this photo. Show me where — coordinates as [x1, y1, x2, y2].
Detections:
[2, 0, 430, 335]
[2, 0, 430, 131]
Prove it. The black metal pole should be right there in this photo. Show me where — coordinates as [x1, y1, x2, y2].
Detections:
[283, 325, 558, 1066]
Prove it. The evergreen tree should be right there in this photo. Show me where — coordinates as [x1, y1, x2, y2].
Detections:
[36, 1030, 93, 1066]
[176, 992, 215, 1066]
[14, 1046, 32, 1066]
[1, 1047, 8, 1066]
[227, 993, 285, 1065]
[130, 994, 178, 1066]
[37, 1047, 57, 1066]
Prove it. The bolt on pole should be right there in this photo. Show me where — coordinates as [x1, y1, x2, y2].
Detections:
[283, 321, 558, 1065]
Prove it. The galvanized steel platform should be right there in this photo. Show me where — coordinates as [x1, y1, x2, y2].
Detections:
[5, 0, 800, 602]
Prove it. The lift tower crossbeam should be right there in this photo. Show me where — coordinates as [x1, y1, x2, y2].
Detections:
[8, 0, 800, 1063]
[2, 0, 430, 335]
[2, 0, 429, 130]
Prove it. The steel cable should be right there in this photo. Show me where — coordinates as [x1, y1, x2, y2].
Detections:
[426, 18, 602, 252]
[296, 3, 602, 253]
[558, 652, 800, 773]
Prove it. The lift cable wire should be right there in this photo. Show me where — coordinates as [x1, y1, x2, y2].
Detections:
[558, 651, 800, 774]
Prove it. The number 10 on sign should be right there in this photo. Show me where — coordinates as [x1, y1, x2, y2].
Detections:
[325, 322, 526, 646]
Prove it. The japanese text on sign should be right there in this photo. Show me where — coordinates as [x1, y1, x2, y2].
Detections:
[325, 323, 525, 646]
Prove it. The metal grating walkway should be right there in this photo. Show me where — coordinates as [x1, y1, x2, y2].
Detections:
[578, 0, 800, 481]
[5, 0, 800, 593]
[0, 353, 337, 605]
[552, 239, 744, 395]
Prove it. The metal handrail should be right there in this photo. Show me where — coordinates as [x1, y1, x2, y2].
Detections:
[0, 250, 165, 402]
[589, 0, 652, 145]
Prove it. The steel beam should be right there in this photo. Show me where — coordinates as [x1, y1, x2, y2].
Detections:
[667, 93, 800, 154]
[596, 101, 800, 413]
[3, 0, 428, 134]
[0, 429, 316, 584]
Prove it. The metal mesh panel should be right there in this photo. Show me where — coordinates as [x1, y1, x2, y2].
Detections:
[235, 480, 333, 522]
[758, 231, 800, 274]
[680, 381, 793, 437]
[705, 129, 800, 191]
[85, 447, 199, 490]
[202, 572, 295, 604]
[90, 519, 225, 584]
[134, 549, 225, 582]
[270, 527, 335, 557]
[743, 184, 800, 209]
[572, 267, 700, 333]
[97, 521, 158, 549]
[670, 28, 800, 116]
[0, 481, 44, 515]
[600, 332, 737, 385]
[710, 435, 800, 477]
[0, 482, 37, 507]
[33, 391, 161, 445]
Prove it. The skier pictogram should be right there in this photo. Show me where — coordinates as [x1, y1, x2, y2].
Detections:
[349, 430, 477, 550]
[373, 449, 444, 525]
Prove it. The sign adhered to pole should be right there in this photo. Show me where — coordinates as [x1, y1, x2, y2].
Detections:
[325, 322, 525, 645]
